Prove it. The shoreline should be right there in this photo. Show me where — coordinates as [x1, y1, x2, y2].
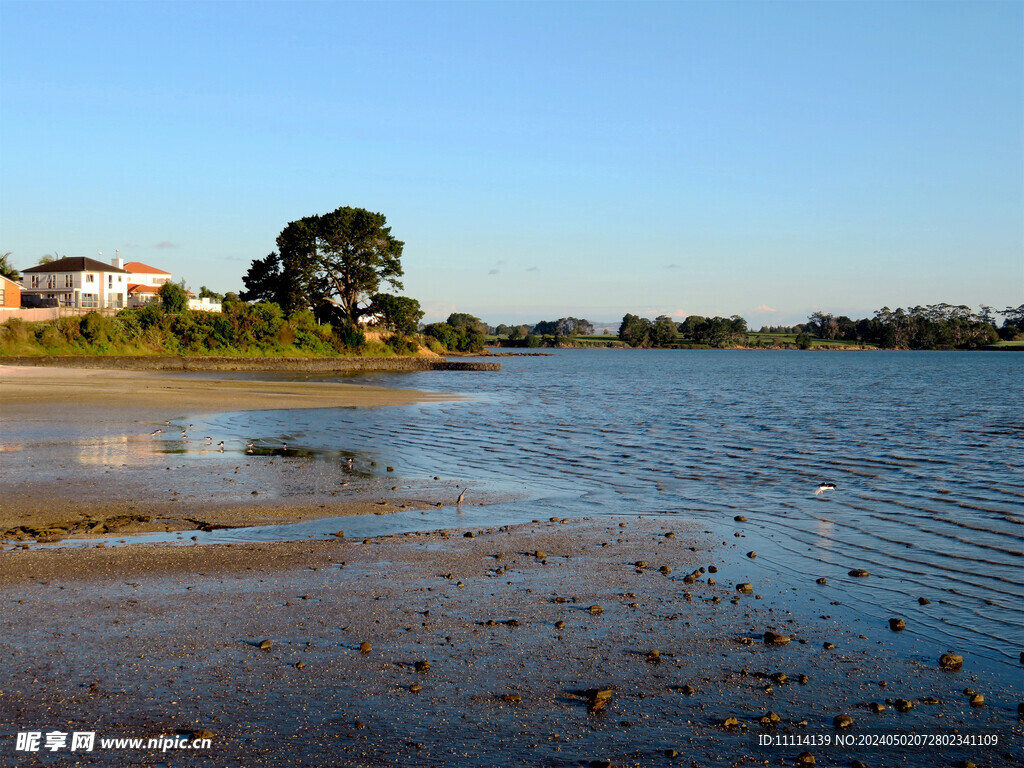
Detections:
[1, 517, 1018, 767]
[0, 365, 471, 541]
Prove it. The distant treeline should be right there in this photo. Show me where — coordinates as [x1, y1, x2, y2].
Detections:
[611, 304, 1024, 349]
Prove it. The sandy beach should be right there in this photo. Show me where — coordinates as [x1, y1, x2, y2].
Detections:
[0, 365, 467, 540]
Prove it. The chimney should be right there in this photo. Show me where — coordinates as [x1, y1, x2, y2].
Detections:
[110, 256, 124, 270]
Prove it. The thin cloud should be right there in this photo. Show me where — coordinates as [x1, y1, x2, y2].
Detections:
[155, 241, 178, 249]
[488, 269, 499, 275]
[526, 266, 539, 272]
[754, 304, 778, 313]
[671, 309, 688, 318]
[666, 263, 681, 269]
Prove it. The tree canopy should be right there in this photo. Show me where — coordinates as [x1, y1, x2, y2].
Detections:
[158, 281, 189, 313]
[0, 252, 18, 281]
[369, 293, 423, 336]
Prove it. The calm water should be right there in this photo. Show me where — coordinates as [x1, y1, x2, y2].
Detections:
[16, 350, 1024, 673]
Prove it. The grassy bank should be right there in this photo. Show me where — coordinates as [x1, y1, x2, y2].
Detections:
[0, 304, 432, 358]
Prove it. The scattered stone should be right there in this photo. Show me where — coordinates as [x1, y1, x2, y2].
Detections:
[969, 693, 985, 707]
[634, 560, 647, 568]
[851, 761, 866, 768]
[796, 752, 816, 767]
[464, 532, 475, 538]
[868, 702, 886, 713]
[894, 699, 914, 713]
[646, 649, 661, 663]
[659, 565, 672, 575]
[770, 672, 788, 684]
[586, 688, 613, 714]
[759, 711, 781, 726]
[414, 660, 430, 672]
[919, 597, 931, 605]
[889, 618, 906, 631]
[734, 515, 747, 522]
[500, 693, 522, 704]
[939, 653, 964, 671]
[708, 565, 718, 573]
[664, 749, 678, 758]
[833, 714, 854, 729]
[681, 684, 695, 695]
[921, 696, 941, 705]
[408, 683, 422, 693]
[746, 551, 757, 559]
[848, 569, 869, 577]
[798, 674, 809, 685]
[258, 639, 272, 651]
[737, 583, 753, 594]
[721, 717, 740, 729]
[555, 620, 566, 630]
[188, 729, 215, 740]
[823, 642, 835, 650]
[763, 631, 791, 646]
[294, 661, 306, 670]
[589, 605, 604, 615]
[358, 641, 371, 654]
[816, 577, 827, 585]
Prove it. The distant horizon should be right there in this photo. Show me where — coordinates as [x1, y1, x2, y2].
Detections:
[2, 1, 1020, 327]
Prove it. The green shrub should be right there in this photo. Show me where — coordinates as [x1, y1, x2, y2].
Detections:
[80, 313, 111, 345]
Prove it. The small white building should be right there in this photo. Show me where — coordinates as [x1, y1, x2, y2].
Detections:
[188, 296, 222, 312]
[20, 257, 128, 309]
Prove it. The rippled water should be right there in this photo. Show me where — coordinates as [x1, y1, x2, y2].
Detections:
[200, 350, 1024, 670]
[17, 350, 1024, 674]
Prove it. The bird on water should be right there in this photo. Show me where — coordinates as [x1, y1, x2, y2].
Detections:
[815, 482, 837, 495]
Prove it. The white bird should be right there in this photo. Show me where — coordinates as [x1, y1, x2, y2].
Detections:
[218, 441, 225, 452]
[456, 488, 467, 506]
[150, 429, 162, 436]
[204, 436, 213, 444]
[815, 482, 837, 496]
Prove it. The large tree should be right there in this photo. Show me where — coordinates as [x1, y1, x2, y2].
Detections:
[285, 207, 404, 324]
[240, 207, 404, 323]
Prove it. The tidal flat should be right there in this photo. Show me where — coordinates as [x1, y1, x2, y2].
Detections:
[1, 356, 1021, 766]
[2, 517, 1019, 768]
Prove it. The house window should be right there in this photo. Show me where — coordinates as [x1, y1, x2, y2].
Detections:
[81, 293, 98, 308]
[85, 274, 95, 283]
[31, 275, 41, 288]
[0, 284, 5, 304]
[65, 274, 73, 288]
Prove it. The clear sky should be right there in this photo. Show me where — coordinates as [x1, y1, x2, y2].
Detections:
[1, 0, 1021, 326]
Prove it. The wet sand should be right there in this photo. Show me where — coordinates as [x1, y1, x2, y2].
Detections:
[2, 517, 1019, 767]
[0, 364, 457, 417]
[0, 365, 464, 540]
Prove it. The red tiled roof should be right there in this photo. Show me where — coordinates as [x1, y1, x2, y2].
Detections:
[123, 261, 171, 275]
[127, 284, 161, 294]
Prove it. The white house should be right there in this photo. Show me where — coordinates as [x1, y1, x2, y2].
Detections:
[20, 257, 128, 309]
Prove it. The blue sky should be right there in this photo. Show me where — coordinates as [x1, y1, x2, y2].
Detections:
[1, 0, 1020, 326]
